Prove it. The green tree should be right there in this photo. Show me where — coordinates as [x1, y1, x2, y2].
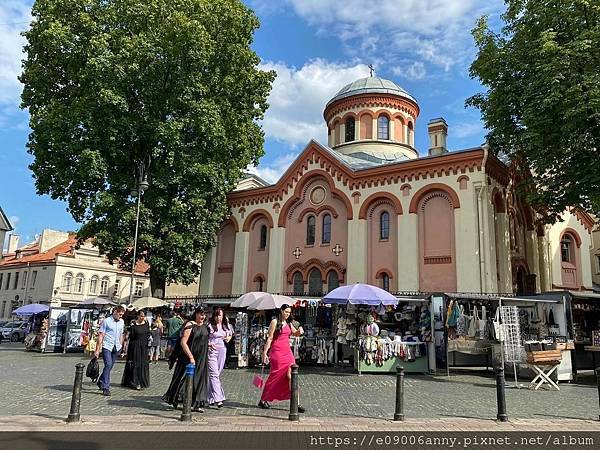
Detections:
[20, 0, 274, 294]
[467, 0, 600, 221]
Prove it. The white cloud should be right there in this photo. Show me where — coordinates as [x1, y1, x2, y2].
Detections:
[452, 121, 484, 139]
[0, 1, 30, 112]
[255, 0, 503, 73]
[247, 152, 299, 184]
[259, 59, 370, 146]
[392, 61, 426, 81]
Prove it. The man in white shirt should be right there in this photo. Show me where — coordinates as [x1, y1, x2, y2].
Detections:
[94, 305, 125, 396]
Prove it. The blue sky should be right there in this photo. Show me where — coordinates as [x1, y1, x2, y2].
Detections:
[0, 0, 504, 248]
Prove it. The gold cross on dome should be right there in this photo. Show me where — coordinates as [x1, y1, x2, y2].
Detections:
[293, 247, 302, 259]
[368, 64, 375, 77]
[332, 244, 343, 256]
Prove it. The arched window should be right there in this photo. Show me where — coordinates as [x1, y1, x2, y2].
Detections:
[561, 235, 573, 263]
[380, 211, 390, 240]
[293, 272, 304, 296]
[407, 121, 414, 145]
[89, 275, 99, 294]
[100, 277, 109, 295]
[377, 116, 390, 140]
[327, 270, 339, 292]
[306, 215, 316, 246]
[322, 214, 331, 244]
[259, 225, 268, 250]
[380, 273, 390, 292]
[345, 117, 355, 142]
[256, 276, 265, 292]
[63, 272, 73, 292]
[308, 268, 323, 296]
[75, 274, 84, 294]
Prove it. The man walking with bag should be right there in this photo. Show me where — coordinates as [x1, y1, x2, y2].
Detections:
[94, 305, 126, 396]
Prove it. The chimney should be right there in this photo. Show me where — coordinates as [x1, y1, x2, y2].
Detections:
[428, 118, 448, 156]
[39, 229, 70, 253]
[7, 234, 19, 254]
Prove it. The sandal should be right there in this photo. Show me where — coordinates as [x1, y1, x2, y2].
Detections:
[258, 400, 270, 409]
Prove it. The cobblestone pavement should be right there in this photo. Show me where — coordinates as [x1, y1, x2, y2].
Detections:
[1, 343, 598, 421]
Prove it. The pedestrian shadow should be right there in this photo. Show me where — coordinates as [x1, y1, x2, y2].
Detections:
[46, 384, 73, 393]
[218, 400, 260, 410]
[107, 396, 173, 412]
[32, 412, 66, 421]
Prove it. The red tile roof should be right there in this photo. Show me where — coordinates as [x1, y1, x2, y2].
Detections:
[0, 234, 78, 267]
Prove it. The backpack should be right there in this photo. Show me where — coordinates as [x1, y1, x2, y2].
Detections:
[86, 357, 100, 383]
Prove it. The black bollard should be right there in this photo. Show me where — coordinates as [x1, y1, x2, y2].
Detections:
[394, 366, 405, 421]
[495, 365, 508, 422]
[596, 367, 600, 421]
[180, 363, 195, 422]
[67, 363, 85, 423]
[289, 364, 299, 421]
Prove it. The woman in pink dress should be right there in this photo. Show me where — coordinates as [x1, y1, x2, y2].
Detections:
[258, 304, 305, 412]
[207, 308, 233, 407]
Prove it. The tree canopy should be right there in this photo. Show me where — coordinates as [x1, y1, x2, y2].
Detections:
[467, 0, 600, 221]
[20, 0, 275, 291]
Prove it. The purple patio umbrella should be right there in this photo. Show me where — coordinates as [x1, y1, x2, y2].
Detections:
[322, 283, 398, 306]
[12, 303, 49, 316]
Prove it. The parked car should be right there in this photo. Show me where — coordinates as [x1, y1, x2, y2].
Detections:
[0, 321, 28, 342]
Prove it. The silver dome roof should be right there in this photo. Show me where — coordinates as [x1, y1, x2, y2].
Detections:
[326, 77, 417, 108]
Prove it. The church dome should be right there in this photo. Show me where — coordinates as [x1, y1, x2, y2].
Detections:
[326, 76, 417, 108]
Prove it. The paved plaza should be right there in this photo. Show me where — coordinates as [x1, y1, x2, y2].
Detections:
[1, 343, 599, 423]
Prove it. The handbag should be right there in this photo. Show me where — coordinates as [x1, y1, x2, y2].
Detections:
[476, 306, 487, 340]
[455, 305, 467, 336]
[467, 306, 477, 338]
[492, 308, 504, 342]
[252, 363, 266, 389]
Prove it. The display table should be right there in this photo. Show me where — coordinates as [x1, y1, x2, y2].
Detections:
[526, 361, 561, 391]
[356, 355, 429, 373]
[447, 339, 493, 355]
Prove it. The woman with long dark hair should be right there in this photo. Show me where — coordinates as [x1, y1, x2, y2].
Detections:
[121, 309, 150, 390]
[207, 308, 233, 407]
[258, 304, 305, 412]
[162, 306, 209, 412]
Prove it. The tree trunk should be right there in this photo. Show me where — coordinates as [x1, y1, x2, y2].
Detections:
[150, 269, 166, 299]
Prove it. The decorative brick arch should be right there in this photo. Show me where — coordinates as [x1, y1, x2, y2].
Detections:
[340, 111, 358, 122]
[559, 228, 582, 248]
[253, 273, 266, 282]
[408, 183, 460, 214]
[359, 192, 403, 219]
[392, 113, 406, 124]
[242, 209, 274, 232]
[373, 109, 392, 120]
[375, 269, 394, 279]
[298, 205, 339, 223]
[285, 259, 345, 284]
[278, 170, 353, 227]
[221, 217, 239, 233]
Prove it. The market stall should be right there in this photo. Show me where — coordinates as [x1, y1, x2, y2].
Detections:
[13, 303, 50, 352]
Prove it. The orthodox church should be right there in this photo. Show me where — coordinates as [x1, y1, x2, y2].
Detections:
[199, 76, 594, 297]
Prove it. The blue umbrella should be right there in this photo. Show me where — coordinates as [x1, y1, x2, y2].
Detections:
[13, 303, 49, 316]
[322, 283, 398, 306]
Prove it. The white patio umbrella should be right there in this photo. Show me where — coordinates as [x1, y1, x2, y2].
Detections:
[246, 293, 295, 311]
[230, 291, 269, 308]
[130, 296, 168, 309]
[80, 297, 116, 307]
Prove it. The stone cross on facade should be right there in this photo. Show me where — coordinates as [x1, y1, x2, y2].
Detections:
[293, 247, 303, 259]
[332, 244, 343, 256]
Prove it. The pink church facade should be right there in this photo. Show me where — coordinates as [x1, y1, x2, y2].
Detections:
[199, 77, 595, 297]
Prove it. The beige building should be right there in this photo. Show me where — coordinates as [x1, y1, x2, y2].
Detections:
[0, 229, 151, 318]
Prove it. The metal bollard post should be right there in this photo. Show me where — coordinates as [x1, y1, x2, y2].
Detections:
[67, 363, 85, 423]
[595, 368, 600, 421]
[289, 364, 299, 421]
[495, 365, 508, 422]
[394, 366, 405, 421]
[180, 363, 195, 422]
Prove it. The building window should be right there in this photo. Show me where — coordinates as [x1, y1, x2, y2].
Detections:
[308, 268, 323, 296]
[561, 235, 573, 263]
[89, 275, 98, 294]
[377, 116, 390, 140]
[293, 271, 304, 296]
[22, 272, 28, 289]
[381, 273, 390, 292]
[256, 276, 265, 292]
[75, 274, 84, 294]
[100, 277, 109, 295]
[306, 215, 316, 246]
[13, 272, 19, 290]
[5, 273, 11, 290]
[259, 225, 268, 250]
[134, 281, 144, 297]
[63, 272, 73, 292]
[0, 273, 3, 290]
[345, 117, 355, 142]
[322, 214, 331, 244]
[31, 271, 37, 288]
[380, 211, 390, 240]
[327, 270, 339, 292]
[113, 279, 120, 298]
[597, 255, 600, 273]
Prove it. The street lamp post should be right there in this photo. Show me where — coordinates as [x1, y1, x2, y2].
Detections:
[128, 162, 149, 305]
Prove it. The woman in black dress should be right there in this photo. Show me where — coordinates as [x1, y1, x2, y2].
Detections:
[162, 306, 209, 412]
[121, 310, 150, 390]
